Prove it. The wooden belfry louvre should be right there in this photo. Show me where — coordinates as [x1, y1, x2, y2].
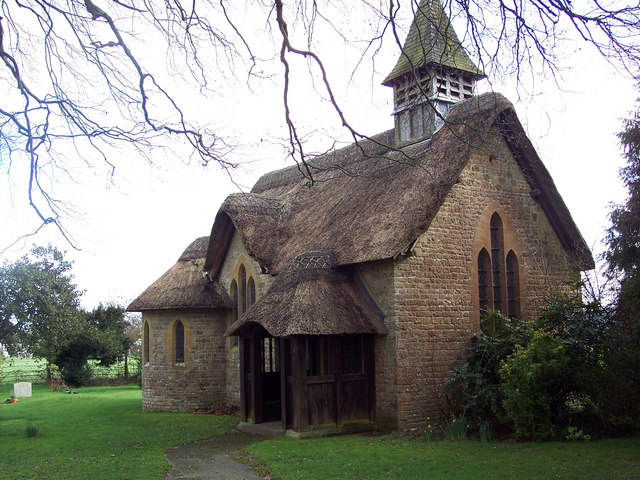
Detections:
[226, 251, 385, 434]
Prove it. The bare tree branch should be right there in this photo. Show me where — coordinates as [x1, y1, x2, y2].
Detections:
[1, 0, 639, 246]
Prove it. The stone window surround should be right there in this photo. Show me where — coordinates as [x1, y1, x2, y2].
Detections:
[168, 318, 190, 366]
[174, 320, 185, 364]
[227, 255, 259, 347]
[470, 202, 525, 329]
[143, 319, 151, 367]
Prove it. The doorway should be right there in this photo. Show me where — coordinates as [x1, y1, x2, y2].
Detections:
[240, 328, 286, 425]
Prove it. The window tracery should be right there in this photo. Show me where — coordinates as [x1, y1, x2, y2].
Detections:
[228, 259, 258, 347]
[474, 211, 521, 326]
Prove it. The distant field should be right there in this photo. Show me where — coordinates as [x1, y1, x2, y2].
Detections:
[1, 357, 140, 385]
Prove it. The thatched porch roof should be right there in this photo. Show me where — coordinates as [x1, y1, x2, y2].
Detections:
[226, 251, 387, 337]
[127, 237, 231, 312]
[205, 92, 594, 278]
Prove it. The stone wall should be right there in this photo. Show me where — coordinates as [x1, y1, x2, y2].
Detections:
[218, 231, 275, 405]
[392, 133, 579, 433]
[141, 309, 229, 412]
[218, 232, 274, 299]
[357, 260, 399, 430]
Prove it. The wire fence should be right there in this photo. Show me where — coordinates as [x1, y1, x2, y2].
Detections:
[0, 357, 141, 386]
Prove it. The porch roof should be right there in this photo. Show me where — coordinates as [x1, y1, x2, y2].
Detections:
[225, 251, 387, 337]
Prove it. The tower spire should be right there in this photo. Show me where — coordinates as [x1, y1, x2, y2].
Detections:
[383, 0, 485, 145]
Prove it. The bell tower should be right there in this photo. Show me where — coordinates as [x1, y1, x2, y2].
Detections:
[382, 0, 485, 145]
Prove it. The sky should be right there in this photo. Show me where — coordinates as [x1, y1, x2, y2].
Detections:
[1, 3, 637, 309]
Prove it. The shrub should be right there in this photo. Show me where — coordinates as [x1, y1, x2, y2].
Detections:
[537, 294, 640, 435]
[499, 330, 568, 441]
[479, 423, 494, 443]
[443, 417, 468, 441]
[565, 426, 591, 441]
[60, 361, 93, 387]
[449, 295, 639, 439]
[26, 425, 38, 438]
[448, 313, 532, 430]
[47, 363, 66, 391]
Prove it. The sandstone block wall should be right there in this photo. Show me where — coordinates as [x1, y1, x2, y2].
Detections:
[392, 133, 579, 433]
[141, 309, 230, 412]
[217, 231, 274, 406]
[357, 260, 398, 430]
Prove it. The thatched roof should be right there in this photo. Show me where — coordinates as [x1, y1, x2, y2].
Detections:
[127, 237, 231, 312]
[382, 0, 484, 85]
[205, 92, 594, 277]
[226, 251, 387, 337]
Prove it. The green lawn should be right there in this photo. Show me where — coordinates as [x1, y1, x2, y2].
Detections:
[2, 385, 639, 480]
[0, 384, 237, 480]
[249, 434, 640, 480]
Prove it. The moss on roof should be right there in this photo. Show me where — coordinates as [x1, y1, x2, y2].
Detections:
[383, 0, 484, 85]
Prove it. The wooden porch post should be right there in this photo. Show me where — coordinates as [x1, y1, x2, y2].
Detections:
[291, 337, 308, 432]
[334, 336, 343, 428]
[279, 337, 287, 430]
[239, 337, 248, 422]
[251, 336, 263, 424]
[365, 335, 376, 423]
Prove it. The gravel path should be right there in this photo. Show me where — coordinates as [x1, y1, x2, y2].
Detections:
[164, 431, 268, 480]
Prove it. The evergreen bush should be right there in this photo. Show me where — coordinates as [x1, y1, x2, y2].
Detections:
[448, 312, 531, 431]
[499, 330, 568, 441]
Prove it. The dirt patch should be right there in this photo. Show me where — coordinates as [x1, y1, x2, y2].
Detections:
[164, 431, 269, 480]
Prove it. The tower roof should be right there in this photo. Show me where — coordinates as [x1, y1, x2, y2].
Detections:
[383, 0, 485, 86]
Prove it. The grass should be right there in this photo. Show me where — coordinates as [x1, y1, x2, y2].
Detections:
[249, 434, 640, 480]
[0, 384, 237, 480]
[1, 383, 638, 480]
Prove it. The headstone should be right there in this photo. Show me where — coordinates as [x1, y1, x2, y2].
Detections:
[13, 382, 32, 398]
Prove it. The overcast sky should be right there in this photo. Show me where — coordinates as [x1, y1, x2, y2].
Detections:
[1, 5, 637, 309]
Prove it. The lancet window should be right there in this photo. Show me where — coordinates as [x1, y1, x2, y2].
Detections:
[476, 212, 521, 327]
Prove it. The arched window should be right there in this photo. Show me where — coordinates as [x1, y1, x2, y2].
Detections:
[248, 277, 256, 307]
[230, 280, 238, 322]
[506, 250, 520, 317]
[477, 248, 490, 315]
[240, 265, 247, 314]
[490, 213, 504, 313]
[474, 210, 520, 325]
[143, 321, 150, 365]
[175, 320, 185, 363]
[228, 261, 259, 348]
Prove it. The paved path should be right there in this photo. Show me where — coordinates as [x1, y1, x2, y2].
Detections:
[164, 431, 268, 480]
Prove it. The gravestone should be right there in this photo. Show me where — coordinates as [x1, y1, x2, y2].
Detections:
[13, 382, 32, 398]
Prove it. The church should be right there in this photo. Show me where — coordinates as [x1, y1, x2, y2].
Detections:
[128, 0, 593, 436]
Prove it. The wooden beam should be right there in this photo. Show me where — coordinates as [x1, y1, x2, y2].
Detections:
[291, 338, 308, 431]
[239, 337, 248, 422]
[334, 336, 343, 428]
[279, 337, 287, 430]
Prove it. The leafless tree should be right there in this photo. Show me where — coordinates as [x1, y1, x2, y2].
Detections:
[2, 0, 639, 245]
